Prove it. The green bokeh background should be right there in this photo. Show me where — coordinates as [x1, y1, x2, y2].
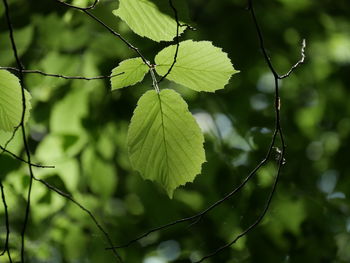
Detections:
[1, 0, 350, 262]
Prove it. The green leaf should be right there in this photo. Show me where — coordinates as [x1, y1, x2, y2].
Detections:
[0, 70, 31, 132]
[111, 57, 149, 90]
[155, 40, 239, 92]
[113, 0, 185, 42]
[127, 89, 205, 198]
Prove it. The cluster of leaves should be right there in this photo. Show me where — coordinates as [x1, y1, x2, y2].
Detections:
[0, 0, 350, 262]
[111, 0, 238, 197]
[1, 0, 238, 199]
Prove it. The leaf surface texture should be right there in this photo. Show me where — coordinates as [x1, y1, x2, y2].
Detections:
[0, 70, 31, 132]
[111, 57, 149, 90]
[113, 0, 185, 42]
[155, 40, 239, 92]
[127, 89, 205, 197]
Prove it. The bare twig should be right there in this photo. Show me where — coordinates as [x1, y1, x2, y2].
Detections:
[54, 0, 150, 67]
[0, 0, 305, 261]
[54, 0, 99, 10]
[2, 0, 40, 261]
[83, 10, 150, 67]
[109, 0, 305, 261]
[0, 145, 55, 168]
[0, 67, 124, 81]
[0, 125, 20, 156]
[157, 0, 181, 83]
[0, 182, 13, 262]
[0, 0, 144, 263]
[195, 136, 285, 263]
[33, 176, 123, 262]
[279, 39, 306, 79]
[193, 0, 295, 260]
[108, 130, 278, 249]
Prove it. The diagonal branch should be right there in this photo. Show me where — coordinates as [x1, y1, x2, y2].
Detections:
[33, 176, 123, 262]
[157, 0, 181, 83]
[2, 2, 36, 262]
[55, 0, 99, 10]
[53, 0, 150, 67]
[279, 39, 306, 79]
[107, 129, 278, 249]
[0, 67, 124, 81]
[0, 145, 55, 168]
[0, 182, 13, 262]
[195, 139, 285, 262]
[109, 0, 304, 261]
[194, 0, 295, 260]
[1, 0, 35, 261]
[0, 125, 20, 157]
[82, 10, 150, 67]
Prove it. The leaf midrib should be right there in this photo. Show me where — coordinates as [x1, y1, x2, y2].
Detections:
[157, 92, 170, 186]
[157, 64, 234, 74]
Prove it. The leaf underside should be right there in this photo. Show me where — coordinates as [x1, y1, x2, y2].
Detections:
[0, 70, 31, 132]
[111, 57, 149, 90]
[155, 40, 239, 92]
[127, 89, 205, 197]
[113, 0, 185, 42]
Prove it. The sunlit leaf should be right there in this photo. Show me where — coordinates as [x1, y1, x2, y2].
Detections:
[0, 70, 31, 132]
[111, 57, 149, 90]
[127, 89, 205, 197]
[113, 0, 185, 42]
[155, 40, 239, 92]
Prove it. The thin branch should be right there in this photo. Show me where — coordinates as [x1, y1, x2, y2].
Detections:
[33, 176, 123, 262]
[2, 1, 23, 70]
[118, 0, 301, 260]
[157, 0, 180, 83]
[2, 0, 38, 261]
[247, 1, 278, 78]
[53, 0, 150, 67]
[0, 125, 20, 156]
[0, 182, 13, 262]
[247, 1, 306, 80]
[1, 0, 144, 262]
[2, 5, 122, 260]
[0, 145, 55, 168]
[192, 0, 293, 261]
[0, 0, 304, 261]
[106, 0, 293, 252]
[195, 141, 285, 263]
[279, 39, 306, 79]
[105, 2, 285, 246]
[107, 129, 278, 249]
[55, 0, 99, 10]
[0, 67, 124, 81]
[0, 124, 51, 170]
[82, 10, 150, 67]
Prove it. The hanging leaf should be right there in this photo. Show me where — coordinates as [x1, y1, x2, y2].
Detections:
[111, 57, 149, 90]
[127, 89, 205, 198]
[155, 40, 239, 92]
[113, 0, 185, 42]
[0, 70, 31, 132]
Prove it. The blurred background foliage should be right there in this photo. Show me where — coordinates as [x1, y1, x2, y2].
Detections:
[0, 0, 350, 262]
